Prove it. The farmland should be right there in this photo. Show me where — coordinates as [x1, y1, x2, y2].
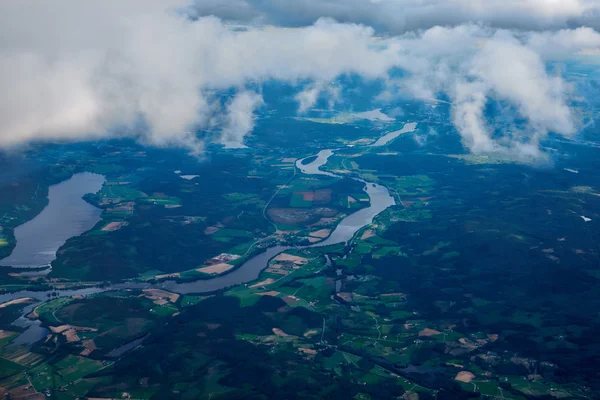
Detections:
[1, 95, 600, 399]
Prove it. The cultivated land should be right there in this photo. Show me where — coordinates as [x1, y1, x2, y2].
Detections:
[1, 90, 600, 399]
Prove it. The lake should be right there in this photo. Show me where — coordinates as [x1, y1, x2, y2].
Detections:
[0, 172, 106, 268]
[1, 152, 395, 347]
[371, 122, 418, 147]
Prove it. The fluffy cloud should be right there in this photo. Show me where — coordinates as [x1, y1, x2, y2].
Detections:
[189, 0, 600, 32]
[1, 0, 599, 161]
[380, 25, 600, 160]
[295, 85, 323, 114]
[220, 91, 264, 148]
[0, 1, 399, 151]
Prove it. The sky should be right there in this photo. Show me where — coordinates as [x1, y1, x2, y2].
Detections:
[1, 0, 599, 161]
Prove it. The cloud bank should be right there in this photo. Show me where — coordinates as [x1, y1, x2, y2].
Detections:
[188, 0, 600, 33]
[384, 25, 600, 161]
[1, 0, 599, 160]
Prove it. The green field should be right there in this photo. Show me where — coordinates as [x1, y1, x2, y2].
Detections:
[290, 192, 313, 208]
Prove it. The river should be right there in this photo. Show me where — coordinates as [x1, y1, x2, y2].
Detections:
[294, 150, 395, 247]
[149, 149, 395, 294]
[1, 148, 395, 345]
[0, 172, 106, 268]
[295, 149, 338, 177]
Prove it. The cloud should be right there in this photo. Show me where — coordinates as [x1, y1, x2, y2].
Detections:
[0, 1, 400, 151]
[1, 0, 599, 161]
[189, 0, 600, 33]
[294, 82, 344, 113]
[220, 91, 264, 148]
[379, 24, 600, 161]
[295, 85, 323, 114]
[451, 30, 576, 159]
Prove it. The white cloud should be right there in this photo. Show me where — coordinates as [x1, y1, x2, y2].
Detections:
[0, 2, 399, 150]
[526, 26, 600, 56]
[0, 0, 599, 161]
[220, 91, 264, 148]
[295, 84, 323, 114]
[189, 0, 600, 32]
[379, 24, 600, 160]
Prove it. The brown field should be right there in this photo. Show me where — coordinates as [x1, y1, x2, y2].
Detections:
[13, 352, 34, 364]
[402, 392, 419, 400]
[298, 191, 315, 201]
[282, 296, 299, 305]
[196, 263, 234, 275]
[250, 278, 276, 288]
[338, 292, 353, 302]
[298, 348, 317, 355]
[455, 371, 475, 383]
[8, 270, 51, 279]
[274, 253, 309, 265]
[268, 207, 337, 225]
[381, 292, 405, 297]
[265, 267, 290, 275]
[272, 328, 289, 337]
[49, 325, 70, 333]
[303, 330, 318, 338]
[142, 289, 180, 303]
[308, 237, 321, 243]
[280, 158, 297, 163]
[1, 385, 44, 400]
[309, 229, 331, 239]
[204, 225, 222, 235]
[331, 170, 352, 175]
[50, 325, 97, 334]
[313, 189, 332, 203]
[0, 297, 33, 308]
[256, 291, 280, 297]
[458, 337, 478, 350]
[487, 334, 499, 342]
[155, 272, 180, 279]
[268, 208, 313, 224]
[0, 330, 15, 340]
[275, 228, 300, 236]
[108, 201, 135, 213]
[64, 329, 80, 343]
[80, 339, 97, 356]
[419, 328, 442, 337]
[102, 221, 128, 231]
[309, 217, 338, 227]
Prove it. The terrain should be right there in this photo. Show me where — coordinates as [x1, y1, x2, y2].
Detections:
[1, 68, 600, 399]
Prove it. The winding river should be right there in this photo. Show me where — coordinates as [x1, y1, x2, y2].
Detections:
[151, 149, 395, 294]
[296, 150, 395, 248]
[1, 147, 396, 344]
